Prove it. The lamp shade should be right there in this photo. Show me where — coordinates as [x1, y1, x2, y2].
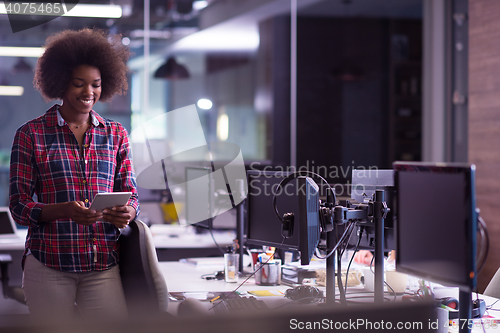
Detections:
[12, 57, 33, 74]
[154, 57, 189, 80]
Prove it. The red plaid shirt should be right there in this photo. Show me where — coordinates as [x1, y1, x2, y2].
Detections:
[9, 105, 140, 272]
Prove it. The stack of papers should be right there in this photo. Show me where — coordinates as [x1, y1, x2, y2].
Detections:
[282, 260, 326, 284]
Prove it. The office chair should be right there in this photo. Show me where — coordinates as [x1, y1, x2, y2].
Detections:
[484, 267, 500, 299]
[0, 254, 25, 305]
[119, 219, 169, 317]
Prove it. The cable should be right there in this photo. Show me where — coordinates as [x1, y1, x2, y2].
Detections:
[315, 221, 355, 260]
[344, 227, 363, 296]
[208, 227, 226, 255]
[272, 170, 334, 223]
[336, 223, 359, 305]
[339, 222, 357, 258]
[367, 254, 397, 302]
[204, 195, 239, 255]
[476, 215, 489, 274]
[486, 299, 499, 313]
[335, 226, 346, 305]
[474, 291, 488, 333]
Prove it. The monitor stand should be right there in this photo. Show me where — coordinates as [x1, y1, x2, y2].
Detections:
[325, 190, 388, 304]
[459, 289, 472, 333]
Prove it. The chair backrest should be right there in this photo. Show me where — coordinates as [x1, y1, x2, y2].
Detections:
[119, 220, 169, 317]
[484, 267, 500, 299]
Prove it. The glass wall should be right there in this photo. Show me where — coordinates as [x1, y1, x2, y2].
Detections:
[0, 0, 423, 207]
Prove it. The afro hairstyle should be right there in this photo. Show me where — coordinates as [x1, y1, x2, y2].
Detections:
[33, 28, 131, 102]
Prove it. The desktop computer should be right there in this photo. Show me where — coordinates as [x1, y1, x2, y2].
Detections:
[185, 166, 237, 232]
[244, 170, 324, 265]
[394, 162, 480, 333]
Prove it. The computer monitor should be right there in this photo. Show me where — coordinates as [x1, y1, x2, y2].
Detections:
[394, 162, 477, 291]
[245, 170, 299, 251]
[297, 177, 321, 265]
[185, 166, 237, 231]
[185, 166, 214, 230]
[244, 170, 322, 265]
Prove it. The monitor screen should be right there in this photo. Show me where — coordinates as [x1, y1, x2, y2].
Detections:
[297, 177, 321, 265]
[394, 162, 477, 291]
[245, 170, 300, 251]
[185, 167, 213, 230]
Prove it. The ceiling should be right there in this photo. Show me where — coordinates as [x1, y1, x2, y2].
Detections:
[0, 0, 422, 68]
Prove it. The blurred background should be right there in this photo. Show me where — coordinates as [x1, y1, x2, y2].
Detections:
[3, 0, 499, 292]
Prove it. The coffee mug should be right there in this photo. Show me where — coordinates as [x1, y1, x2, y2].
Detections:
[385, 270, 408, 294]
[362, 267, 375, 292]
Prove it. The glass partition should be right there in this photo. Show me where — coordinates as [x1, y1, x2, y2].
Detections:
[0, 0, 423, 207]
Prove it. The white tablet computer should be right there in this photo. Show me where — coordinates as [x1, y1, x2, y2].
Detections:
[89, 192, 132, 211]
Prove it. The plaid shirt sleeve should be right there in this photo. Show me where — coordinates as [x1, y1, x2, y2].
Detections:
[113, 123, 140, 215]
[9, 121, 46, 227]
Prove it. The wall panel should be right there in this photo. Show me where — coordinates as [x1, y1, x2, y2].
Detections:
[469, 0, 500, 292]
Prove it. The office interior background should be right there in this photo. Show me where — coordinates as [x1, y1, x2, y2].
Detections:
[0, 0, 498, 292]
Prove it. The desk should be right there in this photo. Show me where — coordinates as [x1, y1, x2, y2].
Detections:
[0, 229, 27, 288]
[0, 229, 27, 251]
[159, 260, 500, 333]
[150, 224, 235, 261]
[157, 259, 403, 318]
[159, 260, 287, 294]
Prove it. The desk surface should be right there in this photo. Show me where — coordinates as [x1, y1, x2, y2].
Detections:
[150, 224, 235, 249]
[159, 260, 500, 332]
[0, 225, 234, 251]
[159, 260, 287, 294]
[0, 230, 27, 251]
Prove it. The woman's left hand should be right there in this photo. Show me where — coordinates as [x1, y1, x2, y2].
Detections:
[102, 205, 136, 229]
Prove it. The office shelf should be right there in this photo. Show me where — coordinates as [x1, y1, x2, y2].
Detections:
[388, 19, 422, 164]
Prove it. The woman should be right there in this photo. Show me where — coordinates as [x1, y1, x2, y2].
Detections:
[9, 28, 139, 322]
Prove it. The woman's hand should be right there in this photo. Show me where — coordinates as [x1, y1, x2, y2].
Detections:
[66, 201, 103, 225]
[102, 205, 136, 229]
[39, 201, 102, 225]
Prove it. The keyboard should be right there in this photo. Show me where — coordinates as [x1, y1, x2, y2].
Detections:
[212, 296, 269, 314]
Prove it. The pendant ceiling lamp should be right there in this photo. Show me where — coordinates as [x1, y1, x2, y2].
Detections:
[154, 57, 190, 80]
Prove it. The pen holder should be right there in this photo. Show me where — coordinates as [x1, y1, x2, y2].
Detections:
[224, 253, 239, 283]
[255, 260, 281, 286]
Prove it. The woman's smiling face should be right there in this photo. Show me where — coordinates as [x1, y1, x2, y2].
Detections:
[61, 64, 101, 115]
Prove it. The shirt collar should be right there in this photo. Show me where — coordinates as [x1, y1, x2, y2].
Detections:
[54, 105, 101, 127]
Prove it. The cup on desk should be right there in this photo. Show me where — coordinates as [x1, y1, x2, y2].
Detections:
[249, 249, 264, 269]
[255, 260, 281, 286]
[362, 267, 375, 292]
[385, 270, 408, 294]
[224, 253, 239, 283]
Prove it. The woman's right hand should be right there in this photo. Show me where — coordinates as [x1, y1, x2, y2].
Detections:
[64, 201, 103, 225]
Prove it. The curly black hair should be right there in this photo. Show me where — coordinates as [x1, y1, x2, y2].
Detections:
[34, 28, 131, 102]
